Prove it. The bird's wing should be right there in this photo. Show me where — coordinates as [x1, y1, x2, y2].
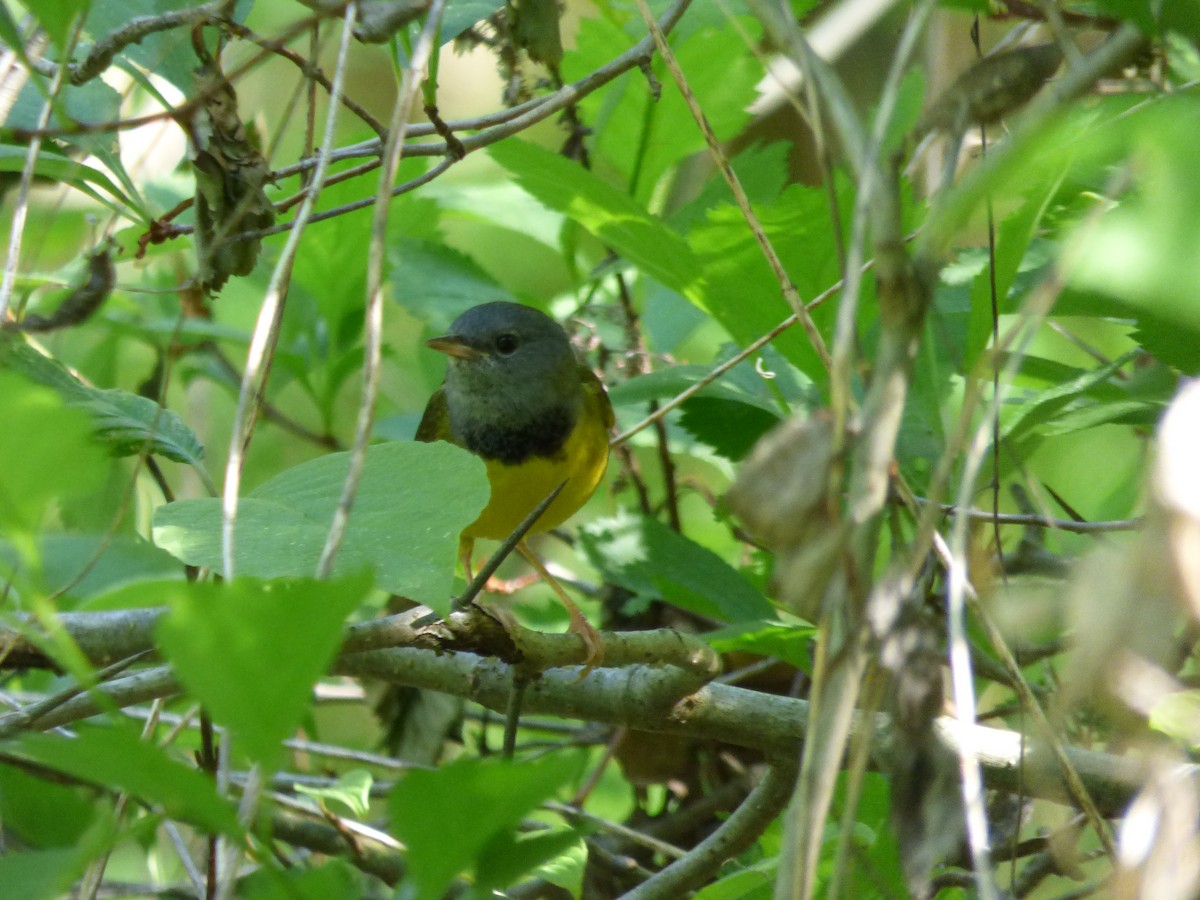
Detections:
[414, 386, 453, 444]
[579, 365, 615, 431]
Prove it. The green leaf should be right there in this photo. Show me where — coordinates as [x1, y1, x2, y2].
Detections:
[30, 0, 88, 53]
[678, 397, 782, 461]
[694, 863, 776, 900]
[0, 368, 108, 532]
[0, 340, 205, 467]
[1001, 352, 1134, 443]
[19, 724, 240, 836]
[566, 16, 763, 206]
[0, 535, 181, 603]
[1068, 103, 1200, 344]
[389, 237, 515, 328]
[609, 365, 781, 415]
[389, 753, 580, 900]
[707, 621, 815, 670]
[487, 139, 705, 303]
[579, 513, 775, 623]
[78, 0, 253, 93]
[0, 849, 82, 900]
[532, 834, 587, 898]
[688, 181, 842, 381]
[294, 769, 374, 818]
[152, 441, 488, 612]
[155, 575, 370, 765]
[0, 145, 133, 213]
[477, 828, 582, 896]
[0, 765, 96, 848]
[436, 0, 505, 40]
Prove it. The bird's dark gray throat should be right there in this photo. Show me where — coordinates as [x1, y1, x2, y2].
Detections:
[456, 404, 575, 465]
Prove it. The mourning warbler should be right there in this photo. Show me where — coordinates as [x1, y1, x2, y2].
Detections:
[417, 301, 613, 663]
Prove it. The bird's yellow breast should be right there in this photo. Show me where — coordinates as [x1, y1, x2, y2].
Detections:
[463, 385, 610, 541]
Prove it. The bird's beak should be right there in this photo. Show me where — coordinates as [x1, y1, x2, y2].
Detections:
[426, 335, 481, 360]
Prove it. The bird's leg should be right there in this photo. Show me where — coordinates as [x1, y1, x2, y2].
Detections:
[517, 541, 604, 673]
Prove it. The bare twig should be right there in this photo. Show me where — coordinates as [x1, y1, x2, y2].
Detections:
[314, 0, 447, 578]
[220, 2, 359, 577]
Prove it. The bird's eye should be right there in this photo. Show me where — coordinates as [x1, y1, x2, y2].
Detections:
[495, 333, 519, 355]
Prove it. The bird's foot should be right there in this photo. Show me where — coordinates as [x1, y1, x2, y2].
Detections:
[566, 605, 604, 679]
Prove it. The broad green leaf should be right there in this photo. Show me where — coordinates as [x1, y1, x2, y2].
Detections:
[156, 575, 369, 765]
[0, 849, 81, 900]
[0, 145, 132, 213]
[695, 863, 776, 900]
[389, 237, 515, 328]
[19, 724, 240, 836]
[566, 16, 763, 206]
[667, 143, 792, 234]
[678, 397, 782, 461]
[0, 765, 96, 848]
[152, 441, 488, 612]
[294, 769, 374, 818]
[0, 369, 108, 532]
[579, 513, 775, 623]
[389, 753, 580, 900]
[0, 535, 181, 604]
[1069, 101, 1200, 345]
[688, 181, 842, 382]
[487, 139, 705, 303]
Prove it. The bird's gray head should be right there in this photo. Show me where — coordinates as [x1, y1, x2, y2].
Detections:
[428, 302, 582, 429]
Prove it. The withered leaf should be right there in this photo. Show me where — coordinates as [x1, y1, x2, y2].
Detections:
[187, 55, 275, 292]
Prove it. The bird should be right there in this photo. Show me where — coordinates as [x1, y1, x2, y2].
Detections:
[416, 301, 613, 665]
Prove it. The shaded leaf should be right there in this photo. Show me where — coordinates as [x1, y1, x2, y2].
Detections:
[19, 724, 240, 835]
[0, 340, 205, 467]
[0, 848, 82, 900]
[579, 513, 775, 623]
[679, 397, 782, 461]
[487, 139, 705, 302]
[0, 145, 132, 213]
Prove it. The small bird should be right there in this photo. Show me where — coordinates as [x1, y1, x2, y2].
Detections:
[417, 301, 613, 664]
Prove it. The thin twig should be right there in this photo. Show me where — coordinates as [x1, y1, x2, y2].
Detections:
[220, 1, 359, 577]
[315, 0, 448, 578]
[633, 0, 832, 373]
[610, 268, 855, 447]
[0, 34, 72, 322]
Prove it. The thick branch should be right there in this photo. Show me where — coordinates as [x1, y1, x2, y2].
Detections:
[0, 628, 1148, 817]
